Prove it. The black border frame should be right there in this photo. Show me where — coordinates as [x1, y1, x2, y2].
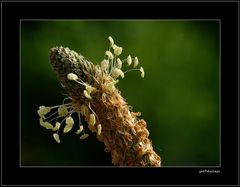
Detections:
[1, 1, 239, 186]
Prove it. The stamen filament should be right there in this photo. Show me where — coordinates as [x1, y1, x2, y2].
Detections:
[44, 110, 58, 120]
[88, 102, 99, 123]
[48, 115, 61, 123]
[62, 97, 72, 105]
[123, 68, 140, 74]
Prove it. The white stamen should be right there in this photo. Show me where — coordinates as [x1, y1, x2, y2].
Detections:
[53, 133, 60, 143]
[113, 44, 123, 56]
[80, 105, 89, 117]
[101, 59, 109, 71]
[140, 67, 145, 78]
[97, 124, 102, 135]
[63, 116, 74, 133]
[127, 55, 132, 66]
[116, 58, 122, 69]
[37, 106, 51, 119]
[90, 114, 96, 126]
[105, 51, 114, 60]
[111, 68, 124, 79]
[80, 133, 89, 139]
[108, 36, 114, 47]
[58, 106, 68, 117]
[85, 85, 96, 94]
[52, 122, 61, 131]
[83, 90, 92, 99]
[76, 125, 84, 134]
[133, 57, 139, 68]
[39, 118, 54, 130]
[67, 73, 79, 81]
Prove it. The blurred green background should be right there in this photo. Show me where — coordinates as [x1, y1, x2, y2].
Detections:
[21, 20, 219, 166]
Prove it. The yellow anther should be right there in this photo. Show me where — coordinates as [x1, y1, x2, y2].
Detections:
[67, 73, 79, 81]
[53, 133, 60, 143]
[133, 57, 139, 68]
[58, 106, 68, 117]
[80, 133, 89, 139]
[90, 114, 96, 126]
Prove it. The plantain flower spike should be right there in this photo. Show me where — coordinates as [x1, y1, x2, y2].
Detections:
[37, 36, 161, 166]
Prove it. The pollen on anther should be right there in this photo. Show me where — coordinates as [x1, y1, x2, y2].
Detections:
[58, 106, 68, 117]
[113, 45, 123, 56]
[101, 59, 109, 71]
[80, 133, 89, 139]
[90, 114, 96, 126]
[116, 58, 122, 69]
[140, 67, 145, 78]
[76, 125, 84, 134]
[112, 68, 124, 79]
[127, 55, 132, 66]
[63, 116, 74, 133]
[83, 90, 92, 100]
[105, 51, 114, 60]
[67, 73, 79, 81]
[37, 106, 51, 119]
[52, 122, 61, 131]
[108, 36, 114, 47]
[133, 57, 139, 68]
[53, 133, 60, 143]
[97, 124, 102, 135]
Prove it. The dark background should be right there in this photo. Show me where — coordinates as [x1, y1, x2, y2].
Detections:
[21, 20, 220, 166]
